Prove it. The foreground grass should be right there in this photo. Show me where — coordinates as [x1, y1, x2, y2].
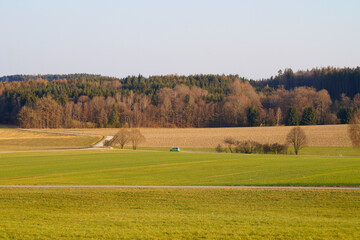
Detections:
[0, 188, 359, 240]
[0, 150, 359, 186]
[0, 128, 101, 151]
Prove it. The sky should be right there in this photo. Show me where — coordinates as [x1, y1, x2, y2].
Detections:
[0, 0, 359, 80]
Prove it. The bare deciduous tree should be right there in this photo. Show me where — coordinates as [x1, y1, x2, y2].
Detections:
[349, 112, 360, 147]
[129, 129, 146, 150]
[224, 137, 236, 153]
[106, 129, 131, 149]
[286, 127, 307, 155]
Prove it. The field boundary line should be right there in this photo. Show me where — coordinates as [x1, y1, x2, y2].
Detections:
[0, 185, 359, 190]
[18, 128, 99, 136]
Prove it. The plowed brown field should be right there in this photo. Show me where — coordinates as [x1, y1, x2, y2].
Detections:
[49, 125, 352, 148]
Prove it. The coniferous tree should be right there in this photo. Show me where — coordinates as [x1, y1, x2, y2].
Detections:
[247, 105, 260, 126]
[301, 107, 317, 125]
[285, 107, 300, 126]
[337, 108, 353, 124]
[108, 104, 120, 127]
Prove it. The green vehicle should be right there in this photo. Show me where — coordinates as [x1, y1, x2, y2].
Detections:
[170, 147, 180, 152]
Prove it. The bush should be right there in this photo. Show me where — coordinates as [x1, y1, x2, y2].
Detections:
[218, 139, 288, 154]
[349, 112, 360, 147]
[235, 141, 262, 154]
[215, 144, 225, 153]
[270, 143, 288, 154]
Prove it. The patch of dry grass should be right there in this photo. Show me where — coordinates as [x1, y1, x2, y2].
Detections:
[0, 129, 102, 151]
[48, 125, 352, 148]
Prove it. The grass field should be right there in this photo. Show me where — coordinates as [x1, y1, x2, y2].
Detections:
[44, 124, 353, 147]
[1, 126, 358, 239]
[119, 146, 360, 156]
[0, 128, 102, 151]
[0, 188, 359, 240]
[1, 150, 359, 186]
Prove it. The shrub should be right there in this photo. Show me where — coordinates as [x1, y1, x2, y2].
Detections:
[349, 112, 360, 147]
[235, 141, 261, 154]
[301, 107, 317, 125]
[218, 139, 288, 154]
[216, 144, 225, 153]
[224, 137, 236, 153]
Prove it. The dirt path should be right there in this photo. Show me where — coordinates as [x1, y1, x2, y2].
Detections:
[0, 185, 358, 190]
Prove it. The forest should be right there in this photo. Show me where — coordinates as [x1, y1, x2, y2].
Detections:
[0, 67, 359, 128]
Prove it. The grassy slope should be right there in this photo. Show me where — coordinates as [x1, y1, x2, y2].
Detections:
[0, 128, 102, 151]
[1, 151, 359, 186]
[0, 188, 359, 240]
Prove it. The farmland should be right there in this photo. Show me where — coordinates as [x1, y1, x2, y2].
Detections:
[0, 128, 102, 151]
[44, 124, 353, 148]
[0, 188, 359, 240]
[1, 150, 359, 186]
[0, 126, 359, 240]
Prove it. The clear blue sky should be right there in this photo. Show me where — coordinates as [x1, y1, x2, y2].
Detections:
[1, 0, 359, 79]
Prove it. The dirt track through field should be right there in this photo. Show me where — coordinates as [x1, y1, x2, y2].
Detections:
[0, 185, 359, 190]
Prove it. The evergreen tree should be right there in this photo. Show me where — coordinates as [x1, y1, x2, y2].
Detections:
[108, 105, 120, 127]
[183, 94, 192, 126]
[301, 107, 317, 125]
[337, 108, 353, 124]
[247, 105, 260, 127]
[285, 107, 300, 126]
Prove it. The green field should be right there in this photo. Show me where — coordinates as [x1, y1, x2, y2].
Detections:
[1, 147, 359, 239]
[0, 188, 359, 240]
[1, 150, 359, 186]
[121, 146, 360, 156]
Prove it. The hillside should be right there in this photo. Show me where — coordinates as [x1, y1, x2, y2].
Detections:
[0, 68, 359, 128]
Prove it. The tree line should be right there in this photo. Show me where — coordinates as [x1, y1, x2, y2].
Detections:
[251, 67, 360, 100]
[0, 69, 359, 128]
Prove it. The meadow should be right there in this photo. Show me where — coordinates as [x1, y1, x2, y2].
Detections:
[1, 150, 359, 186]
[1, 126, 359, 240]
[120, 146, 360, 157]
[0, 128, 102, 151]
[0, 188, 359, 240]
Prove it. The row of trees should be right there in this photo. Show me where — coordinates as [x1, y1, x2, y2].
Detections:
[1, 71, 359, 128]
[105, 129, 145, 150]
[217, 127, 307, 155]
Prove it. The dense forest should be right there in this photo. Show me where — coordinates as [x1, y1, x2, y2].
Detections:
[251, 67, 360, 100]
[0, 67, 359, 128]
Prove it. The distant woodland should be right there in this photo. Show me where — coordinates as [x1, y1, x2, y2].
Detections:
[0, 67, 359, 128]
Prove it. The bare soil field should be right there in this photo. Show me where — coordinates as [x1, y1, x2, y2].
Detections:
[46, 125, 352, 148]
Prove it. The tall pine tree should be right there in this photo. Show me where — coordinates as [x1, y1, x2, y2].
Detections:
[247, 105, 260, 126]
[301, 107, 317, 125]
[285, 107, 300, 126]
[108, 104, 120, 127]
